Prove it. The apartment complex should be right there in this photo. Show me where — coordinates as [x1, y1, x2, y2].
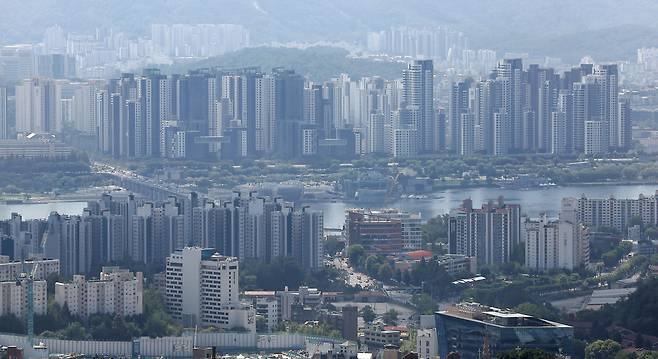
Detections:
[0, 256, 60, 281]
[562, 192, 658, 233]
[54, 267, 143, 318]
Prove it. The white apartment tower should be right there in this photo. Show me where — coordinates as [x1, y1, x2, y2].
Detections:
[165, 247, 255, 331]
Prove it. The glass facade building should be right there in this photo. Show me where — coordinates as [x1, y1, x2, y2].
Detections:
[436, 304, 573, 359]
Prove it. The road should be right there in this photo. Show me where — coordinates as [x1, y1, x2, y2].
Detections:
[329, 257, 378, 290]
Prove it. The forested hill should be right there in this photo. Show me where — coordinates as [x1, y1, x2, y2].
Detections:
[162, 47, 406, 82]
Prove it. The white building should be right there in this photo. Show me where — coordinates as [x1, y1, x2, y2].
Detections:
[584, 120, 604, 155]
[562, 193, 658, 233]
[0, 279, 47, 317]
[54, 266, 143, 318]
[523, 215, 589, 271]
[392, 127, 418, 158]
[165, 247, 255, 332]
[416, 328, 438, 359]
[0, 256, 60, 281]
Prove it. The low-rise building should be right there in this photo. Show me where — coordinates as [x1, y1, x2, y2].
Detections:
[0, 133, 72, 159]
[436, 303, 573, 359]
[394, 254, 477, 277]
[362, 323, 401, 348]
[54, 266, 143, 318]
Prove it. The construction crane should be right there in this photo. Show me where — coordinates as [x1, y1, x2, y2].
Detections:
[20, 231, 48, 345]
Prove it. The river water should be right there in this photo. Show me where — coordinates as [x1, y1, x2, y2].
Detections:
[307, 184, 658, 229]
[1, 184, 657, 229]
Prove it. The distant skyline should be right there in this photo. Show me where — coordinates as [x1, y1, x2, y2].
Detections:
[1, 0, 658, 61]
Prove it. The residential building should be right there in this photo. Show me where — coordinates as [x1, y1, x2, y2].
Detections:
[165, 247, 255, 332]
[0, 279, 47, 318]
[448, 198, 521, 265]
[416, 328, 438, 359]
[522, 215, 589, 271]
[54, 266, 143, 318]
[0, 87, 6, 139]
[0, 257, 60, 281]
[562, 193, 658, 233]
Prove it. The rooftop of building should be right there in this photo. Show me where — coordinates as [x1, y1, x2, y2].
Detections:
[438, 302, 571, 329]
[403, 250, 433, 260]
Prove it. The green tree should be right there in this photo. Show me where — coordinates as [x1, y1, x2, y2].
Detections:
[360, 305, 376, 323]
[60, 322, 89, 340]
[324, 237, 345, 256]
[378, 263, 393, 281]
[585, 340, 622, 359]
[382, 309, 398, 325]
[411, 293, 436, 315]
[365, 255, 381, 276]
[514, 303, 558, 321]
[347, 245, 365, 266]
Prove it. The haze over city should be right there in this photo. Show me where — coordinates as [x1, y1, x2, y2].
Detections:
[0, 1, 658, 359]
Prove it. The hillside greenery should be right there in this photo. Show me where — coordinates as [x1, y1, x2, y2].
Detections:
[165, 46, 406, 82]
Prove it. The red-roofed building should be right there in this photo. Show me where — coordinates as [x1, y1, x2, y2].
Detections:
[403, 250, 434, 260]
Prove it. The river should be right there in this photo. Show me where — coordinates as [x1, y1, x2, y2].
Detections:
[307, 184, 658, 229]
[1, 184, 657, 229]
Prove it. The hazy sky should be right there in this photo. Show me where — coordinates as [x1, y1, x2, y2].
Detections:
[1, 0, 657, 61]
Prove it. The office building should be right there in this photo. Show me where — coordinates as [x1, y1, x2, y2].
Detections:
[362, 323, 401, 348]
[0, 133, 73, 159]
[448, 198, 521, 265]
[436, 303, 573, 359]
[165, 247, 255, 331]
[54, 267, 144, 318]
[345, 209, 423, 254]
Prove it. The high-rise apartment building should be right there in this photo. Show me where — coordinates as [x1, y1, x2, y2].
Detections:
[165, 247, 255, 331]
[445, 61, 630, 156]
[15, 79, 57, 134]
[448, 198, 521, 265]
[0, 87, 7, 139]
[402, 60, 434, 152]
[523, 215, 589, 271]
